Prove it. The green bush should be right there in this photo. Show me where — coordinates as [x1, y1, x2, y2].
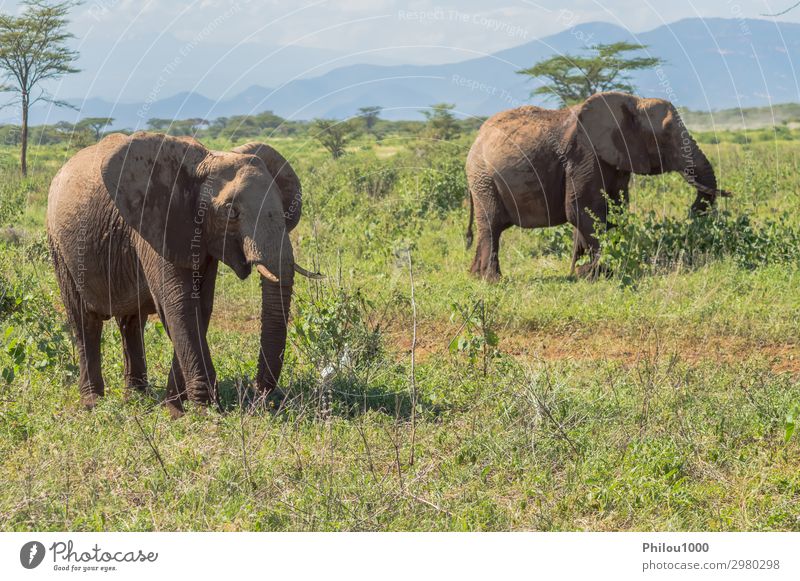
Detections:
[341, 155, 398, 200]
[0, 180, 29, 226]
[290, 286, 383, 379]
[398, 145, 468, 217]
[597, 206, 800, 284]
[0, 276, 75, 384]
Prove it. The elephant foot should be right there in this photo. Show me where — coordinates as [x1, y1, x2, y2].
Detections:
[184, 379, 220, 409]
[255, 386, 287, 411]
[123, 377, 151, 400]
[80, 392, 102, 410]
[574, 261, 607, 280]
[164, 397, 216, 418]
[473, 269, 501, 283]
[575, 263, 597, 280]
[164, 397, 185, 419]
[470, 265, 501, 283]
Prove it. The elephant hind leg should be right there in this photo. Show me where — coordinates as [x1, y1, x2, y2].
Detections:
[468, 178, 511, 281]
[71, 314, 105, 409]
[116, 314, 148, 395]
[470, 223, 509, 281]
[49, 237, 105, 408]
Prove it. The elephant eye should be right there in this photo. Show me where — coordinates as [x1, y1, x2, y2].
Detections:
[224, 203, 240, 219]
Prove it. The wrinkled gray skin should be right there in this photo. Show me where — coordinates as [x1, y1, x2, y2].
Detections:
[46, 132, 306, 416]
[465, 92, 731, 280]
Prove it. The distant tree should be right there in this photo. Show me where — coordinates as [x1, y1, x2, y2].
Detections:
[53, 120, 74, 134]
[422, 103, 460, 140]
[146, 118, 172, 132]
[77, 117, 114, 140]
[312, 118, 359, 159]
[0, 0, 80, 175]
[161, 118, 208, 136]
[358, 106, 382, 134]
[0, 124, 21, 146]
[517, 42, 663, 106]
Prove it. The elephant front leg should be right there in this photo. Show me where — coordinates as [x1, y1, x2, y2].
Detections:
[116, 314, 148, 396]
[146, 263, 218, 414]
[566, 179, 607, 280]
[570, 227, 588, 276]
[165, 353, 188, 417]
[158, 304, 218, 412]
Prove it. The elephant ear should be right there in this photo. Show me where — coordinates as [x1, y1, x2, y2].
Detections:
[575, 92, 653, 174]
[232, 142, 302, 232]
[101, 132, 210, 268]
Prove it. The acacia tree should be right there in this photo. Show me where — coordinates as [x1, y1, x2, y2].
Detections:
[422, 103, 460, 140]
[77, 117, 114, 140]
[312, 118, 359, 159]
[146, 118, 172, 132]
[358, 106, 382, 135]
[0, 1, 80, 175]
[518, 42, 662, 106]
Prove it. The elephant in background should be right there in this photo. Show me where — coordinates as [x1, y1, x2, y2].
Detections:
[464, 91, 731, 280]
[47, 132, 317, 416]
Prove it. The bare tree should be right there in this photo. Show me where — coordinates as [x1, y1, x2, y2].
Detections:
[762, 1, 800, 16]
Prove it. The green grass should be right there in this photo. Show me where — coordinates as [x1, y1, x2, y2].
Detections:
[0, 131, 799, 531]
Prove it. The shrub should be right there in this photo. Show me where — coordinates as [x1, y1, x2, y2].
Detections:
[396, 143, 468, 217]
[290, 286, 383, 381]
[596, 205, 800, 284]
[341, 155, 398, 200]
[0, 277, 76, 384]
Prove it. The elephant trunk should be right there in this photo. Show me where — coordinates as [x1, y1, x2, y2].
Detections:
[252, 227, 295, 394]
[257, 268, 294, 394]
[679, 133, 720, 215]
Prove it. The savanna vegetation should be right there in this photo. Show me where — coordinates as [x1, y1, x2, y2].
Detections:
[1, 120, 799, 531]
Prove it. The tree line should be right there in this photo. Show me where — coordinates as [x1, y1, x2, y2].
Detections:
[0, 104, 483, 158]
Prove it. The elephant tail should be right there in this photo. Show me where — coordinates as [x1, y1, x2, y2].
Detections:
[465, 191, 474, 249]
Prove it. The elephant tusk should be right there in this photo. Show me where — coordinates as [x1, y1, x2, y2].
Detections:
[256, 264, 279, 283]
[294, 263, 325, 280]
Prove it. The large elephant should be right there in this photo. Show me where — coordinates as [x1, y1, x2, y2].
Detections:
[465, 92, 731, 280]
[46, 132, 317, 416]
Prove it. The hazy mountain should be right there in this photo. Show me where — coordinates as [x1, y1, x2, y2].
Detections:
[45, 31, 410, 102]
[14, 18, 800, 128]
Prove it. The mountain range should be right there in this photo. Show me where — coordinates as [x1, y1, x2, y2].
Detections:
[12, 17, 800, 128]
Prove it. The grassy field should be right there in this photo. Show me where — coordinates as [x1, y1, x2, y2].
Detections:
[1, 129, 799, 531]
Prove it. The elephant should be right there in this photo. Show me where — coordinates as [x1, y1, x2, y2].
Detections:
[464, 91, 731, 280]
[46, 132, 318, 416]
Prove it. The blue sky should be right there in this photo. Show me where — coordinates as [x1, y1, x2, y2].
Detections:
[1, 1, 798, 57]
[1, 0, 799, 100]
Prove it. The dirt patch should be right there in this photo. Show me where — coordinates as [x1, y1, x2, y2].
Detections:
[208, 306, 800, 375]
[384, 320, 800, 375]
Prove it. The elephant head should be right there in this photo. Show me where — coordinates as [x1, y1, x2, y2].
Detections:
[101, 132, 314, 395]
[571, 92, 731, 214]
[229, 142, 321, 392]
